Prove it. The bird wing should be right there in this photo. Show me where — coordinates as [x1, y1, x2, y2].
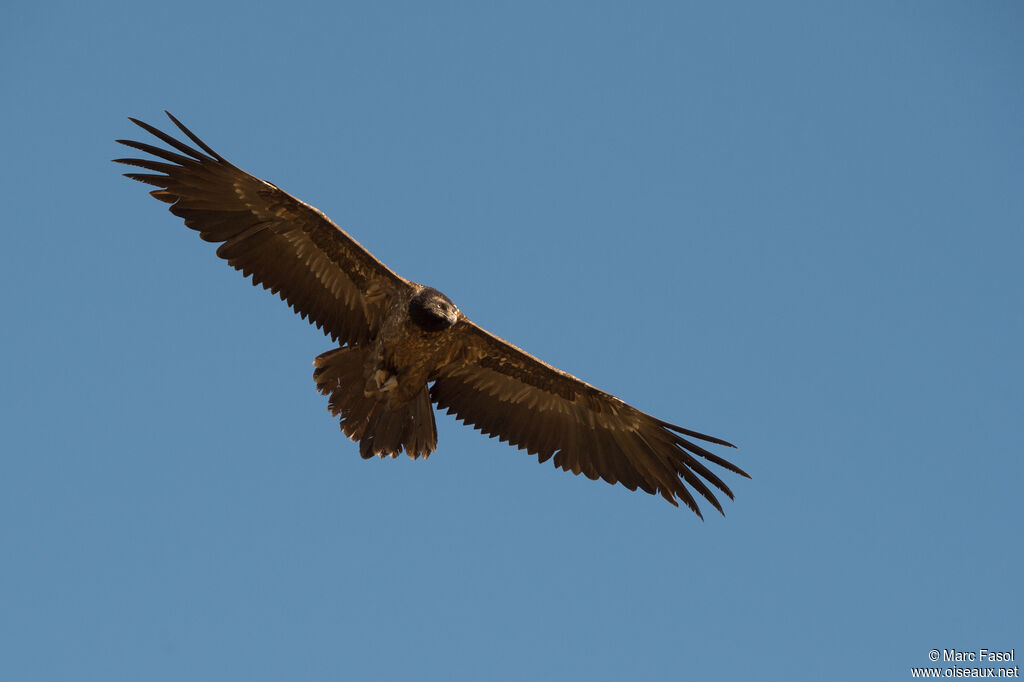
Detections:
[115, 112, 407, 345]
[431, 320, 748, 515]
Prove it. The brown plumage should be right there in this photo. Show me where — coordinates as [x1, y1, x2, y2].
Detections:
[115, 112, 749, 516]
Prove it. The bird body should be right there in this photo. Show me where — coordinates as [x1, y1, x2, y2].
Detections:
[116, 112, 749, 516]
[363, 285, 461, 407]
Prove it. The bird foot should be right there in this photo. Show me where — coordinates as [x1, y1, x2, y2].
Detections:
[374, 369, 398, 392]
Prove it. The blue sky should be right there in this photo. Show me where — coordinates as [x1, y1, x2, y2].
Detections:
[2, 2, 1021, 680]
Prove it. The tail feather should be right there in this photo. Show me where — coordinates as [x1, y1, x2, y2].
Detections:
[314, 347, 438, 459]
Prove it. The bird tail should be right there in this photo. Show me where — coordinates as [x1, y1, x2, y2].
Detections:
[313, 347, 438, 460]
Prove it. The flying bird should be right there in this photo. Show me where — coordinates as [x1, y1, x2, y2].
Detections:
[115, 112, 748, 516]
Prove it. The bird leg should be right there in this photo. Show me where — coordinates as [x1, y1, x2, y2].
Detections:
[376, 369, 398, 392]
[365, 368, 398, 397]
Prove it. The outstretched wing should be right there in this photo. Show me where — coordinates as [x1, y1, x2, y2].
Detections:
[115, 112, 407, 345]
[431, 320, 748, 516]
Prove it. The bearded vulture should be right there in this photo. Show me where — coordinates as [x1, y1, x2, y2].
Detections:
[115, 112, 749, 516]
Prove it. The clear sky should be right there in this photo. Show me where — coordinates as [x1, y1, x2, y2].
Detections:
[2, 2, 1021, 680]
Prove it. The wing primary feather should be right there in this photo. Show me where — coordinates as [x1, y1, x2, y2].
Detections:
[127, 117, 210, 162]
[164, 111, 227, 162]
[681, 453, 736, 500]
[673, 435, 751, 479]
[641, 433, 726, 515]
[113, 157, 177, 174]
[611, 429, 681, 507]
[115, 139, 199, 166]
[122, 173, 169, 187]
[677, 467, 722, 516]
[658, 418, 736, 448]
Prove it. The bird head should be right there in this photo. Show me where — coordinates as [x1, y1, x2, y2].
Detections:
[409, 287, 460, 332]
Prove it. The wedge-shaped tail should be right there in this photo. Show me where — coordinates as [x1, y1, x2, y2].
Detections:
[313, 347, 437, 459]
